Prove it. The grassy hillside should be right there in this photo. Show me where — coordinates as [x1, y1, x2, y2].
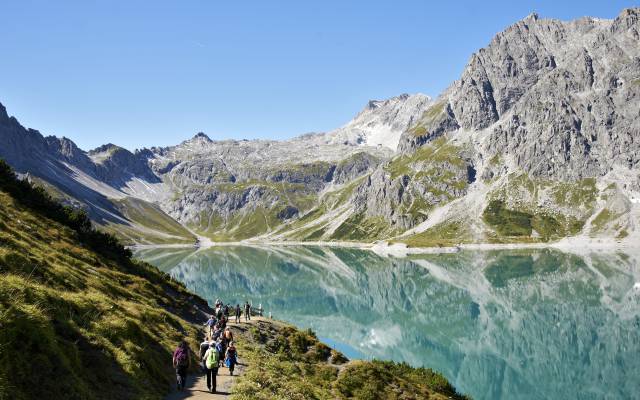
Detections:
[105, 197, 196, 245]
[0, 160, 209, 399]
[231, 319, 470, 400]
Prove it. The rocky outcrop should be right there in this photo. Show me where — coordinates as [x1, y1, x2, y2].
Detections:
[398, 8, 640, 186]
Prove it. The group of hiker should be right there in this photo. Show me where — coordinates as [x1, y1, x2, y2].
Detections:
[171, 299, 256, 393]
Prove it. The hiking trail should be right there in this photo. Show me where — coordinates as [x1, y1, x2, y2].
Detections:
[164, 317, 262, 400]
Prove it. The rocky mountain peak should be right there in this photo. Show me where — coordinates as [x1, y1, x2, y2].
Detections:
[612, 7, 639, 34]
[327, 93, 432, 151]
[45, 136, 87, 162]
[88, 143, 121, 155]
[0, 102, 8, 123]
[192, 132, 212, 142]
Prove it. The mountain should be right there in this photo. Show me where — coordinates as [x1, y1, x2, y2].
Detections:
[326, 93, 433, 150]
[354, 8, 640, 246]
[0, 8, 638, 247]
[0, 95, 409, 243]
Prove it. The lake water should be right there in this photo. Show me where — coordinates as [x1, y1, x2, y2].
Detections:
[134, 245, 640, 400]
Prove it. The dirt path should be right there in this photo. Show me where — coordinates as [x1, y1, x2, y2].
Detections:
[164, 362, 245, 400]
[164, 317, 262, 399]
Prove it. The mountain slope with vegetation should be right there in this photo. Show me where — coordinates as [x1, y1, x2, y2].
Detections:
[229, 318, 470, 400]
[0, 159, 209, 399]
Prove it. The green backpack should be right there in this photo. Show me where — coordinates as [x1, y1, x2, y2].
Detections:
[206, 348, 219, 369]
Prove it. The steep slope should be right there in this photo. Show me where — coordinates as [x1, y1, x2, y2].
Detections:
[0, 105, 195, 244]
[331, 8, 640, 245]
[0, 160, 209, 399]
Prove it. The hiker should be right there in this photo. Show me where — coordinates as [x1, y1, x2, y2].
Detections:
[216, 338, 226, 368]
[220, 314, 227, 329]
[223, 326, 233, 342]
[235, 304, 241, 323]
[203, 342, 219, 393]
[224, 304, 230, 317]
[212, 325, 222, 341]
[199, 334, 213, 373]
[244, 301, 251, 322]
[216, 306, 224, 321]
[225, 341, 238, 376]
[172, 340, 191, 391]
[204, 315, 216, 336]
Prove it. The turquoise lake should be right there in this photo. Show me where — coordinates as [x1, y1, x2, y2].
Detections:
[134, 246, 640, 400]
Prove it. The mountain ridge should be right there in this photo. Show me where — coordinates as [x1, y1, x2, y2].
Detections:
[0, 7, 638, 247]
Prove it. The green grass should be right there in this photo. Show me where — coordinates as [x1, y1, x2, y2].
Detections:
[488, 154, 501, 166]
[109, 197, 195, 244]
[385, 137, 466, 180]
[0, 162, 209, 399]
[335, 361, 468, 400]
[399, 220, 471, 248]
[485, 173, 604, 241]
[329, 212, 397, 241]
[231, 319, 469, 400]
[483, 200, 533, 237]
[482, 200, 572, 241]
[590, 208, 622, 234]
[550, 178, 598, 210]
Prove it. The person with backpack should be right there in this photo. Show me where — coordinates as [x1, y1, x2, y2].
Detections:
[172, 340, 191, 391]
[225, 341, 238, 376]
[235, 304, 241, 323]
[203, 342, 219, 393]
[199, 334, 213, 373]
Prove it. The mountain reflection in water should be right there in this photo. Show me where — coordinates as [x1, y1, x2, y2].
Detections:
[134, 246, 640, 400]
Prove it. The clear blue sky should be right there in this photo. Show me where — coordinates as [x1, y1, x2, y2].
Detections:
[0, 0, 635, 151]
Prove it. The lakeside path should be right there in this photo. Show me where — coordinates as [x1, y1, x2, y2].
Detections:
[164, 318, 264, 400]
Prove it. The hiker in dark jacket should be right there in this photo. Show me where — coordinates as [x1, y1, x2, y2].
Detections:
[235, 304, 241, 323]
[244, 301, 251, 322]
[172, 340, 191, 391]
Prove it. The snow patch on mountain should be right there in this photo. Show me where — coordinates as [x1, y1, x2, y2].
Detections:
[326, 93, 432, 151]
